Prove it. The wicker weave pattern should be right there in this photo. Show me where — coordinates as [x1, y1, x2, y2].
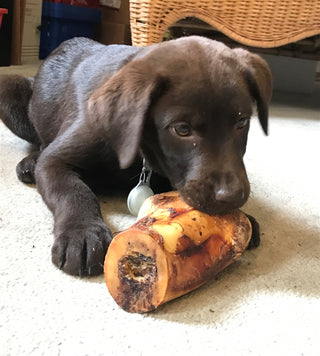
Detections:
[130, 0, 320, 47]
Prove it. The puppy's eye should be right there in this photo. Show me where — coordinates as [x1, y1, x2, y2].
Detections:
[172, 123, 192, 137]
[236, 117, 250, 129]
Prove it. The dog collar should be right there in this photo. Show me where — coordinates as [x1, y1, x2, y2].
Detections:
[127, 159, 154, 216]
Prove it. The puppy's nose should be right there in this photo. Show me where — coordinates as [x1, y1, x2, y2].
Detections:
[214, 187, 245, 203]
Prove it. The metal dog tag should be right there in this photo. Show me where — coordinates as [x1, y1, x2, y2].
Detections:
[127, 161, 154, 216]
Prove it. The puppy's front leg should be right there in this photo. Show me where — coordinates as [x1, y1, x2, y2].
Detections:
[35, 151, 112, 276]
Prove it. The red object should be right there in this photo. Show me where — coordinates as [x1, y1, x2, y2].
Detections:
[71, 0, 100, 7]
[45, 0, 100, 8]
[0, 8, 8, 29]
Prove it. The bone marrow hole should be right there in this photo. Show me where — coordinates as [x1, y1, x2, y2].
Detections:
[119, 252, 157, 284]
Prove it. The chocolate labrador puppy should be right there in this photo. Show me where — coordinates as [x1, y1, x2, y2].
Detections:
[0, 36, 272, 276]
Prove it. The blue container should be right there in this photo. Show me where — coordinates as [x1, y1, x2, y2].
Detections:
[39, 2, 101, 59]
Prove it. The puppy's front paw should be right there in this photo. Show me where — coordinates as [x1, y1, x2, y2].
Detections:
[51, 221, 112, 276]
[245, 214, 261, 249]
[16, 151, 40, 184]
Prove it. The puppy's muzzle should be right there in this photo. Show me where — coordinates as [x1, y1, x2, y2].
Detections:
[179, 171, 250, 215]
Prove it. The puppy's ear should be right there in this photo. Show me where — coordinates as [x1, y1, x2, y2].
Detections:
[88, 60, 167, 169]
[235, 49, 273, 135]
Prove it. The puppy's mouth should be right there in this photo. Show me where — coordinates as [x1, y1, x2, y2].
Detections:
[182, 196, 241, 215]
[178, 186, 249, 216]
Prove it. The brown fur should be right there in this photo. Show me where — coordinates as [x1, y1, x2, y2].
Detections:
[0, 36, 272, 275]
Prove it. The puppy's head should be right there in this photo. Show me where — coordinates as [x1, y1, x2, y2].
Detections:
[88, 36, 272, 214]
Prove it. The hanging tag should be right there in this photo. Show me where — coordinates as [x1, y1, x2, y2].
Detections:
[127, 160, 154, 216]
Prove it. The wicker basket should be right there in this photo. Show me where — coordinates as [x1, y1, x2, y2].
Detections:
[129, 0, 320, 47]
